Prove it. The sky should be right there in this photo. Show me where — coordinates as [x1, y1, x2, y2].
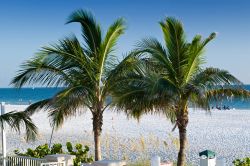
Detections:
[1, 0, 250, 87]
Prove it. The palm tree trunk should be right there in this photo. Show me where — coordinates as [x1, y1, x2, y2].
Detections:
[94, 126, 101, 161]
[177, 112, 189, 166]
[177, 124, 187, 166]
[93, 111, 103, 161]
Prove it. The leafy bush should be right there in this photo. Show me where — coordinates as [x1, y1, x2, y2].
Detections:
[66, 142, 93, 165]
[233, 157, 250, 166]
[14, 142, 93, 166]
[51, 143, 63, 154]
[14, 144, 50, 158]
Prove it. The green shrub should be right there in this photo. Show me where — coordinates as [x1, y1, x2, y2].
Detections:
[233, 157, 250, 166]
[14, 144, 50, 158]
[66, 142, 93, 165]
[14, 142, 93, 166]
[51, 143, 63, 154]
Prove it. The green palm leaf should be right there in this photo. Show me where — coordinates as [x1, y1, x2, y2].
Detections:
[66, 9, 102, 55]
[0, 111, 38, 141]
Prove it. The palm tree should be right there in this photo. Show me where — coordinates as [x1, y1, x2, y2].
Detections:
[0, 110, 37, 141]
[11, 9, 129, 161]
[111, 17, 250, 166]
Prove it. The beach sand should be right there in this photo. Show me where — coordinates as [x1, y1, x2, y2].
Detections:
[3, 104, 250, 165]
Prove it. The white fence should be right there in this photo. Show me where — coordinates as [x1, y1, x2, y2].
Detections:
[40, 162, 65, 166]
[6, 156, 46, 166]
[3, 156, 65, 166]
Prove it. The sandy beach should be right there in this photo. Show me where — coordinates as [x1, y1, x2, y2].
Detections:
[3, 105, 250, 165]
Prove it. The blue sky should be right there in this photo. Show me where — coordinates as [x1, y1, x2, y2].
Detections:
[1, 0, 250, 87]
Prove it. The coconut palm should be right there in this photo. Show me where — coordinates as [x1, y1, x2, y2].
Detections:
[11, 9, 130, 160]
[0, 110, 37, 141]
[111, 17, 250, 166]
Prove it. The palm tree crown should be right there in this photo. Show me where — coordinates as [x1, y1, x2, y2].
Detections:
[11, 9, 127, 160]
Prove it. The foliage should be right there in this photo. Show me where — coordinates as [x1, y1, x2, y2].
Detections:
[14, 142, 93, 165]
[0, 111, 37, 141]
[11, 9, 132, 160]
[11, 9, 127, 128]
[66, 142, 94, 165]
[111, 16, 250, 166]
[14, 144, 50, 158]
[51, 143, 63, 154]
[111, 18, 249, 119]
[233, 157, 250, 166]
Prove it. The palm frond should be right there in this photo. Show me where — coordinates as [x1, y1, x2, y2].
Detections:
[11, 53, 69, 88]
[47, 87, 90, 129]
[136, 38, 177, 85]
[187, 85, 210, 110]
[101, 18, 125, 59]
[105, 51, 144, 95]
[99, 18, 126, 90]
[160, 17, 188, 82]
[42, 36, 97, 83]
[112, 67, 176, 120]
[66, 9, 102, 55]
[184, 33, 216, 84]
[25, 99, 53, 116]
[11, 36, 96, 88]
[191, 67, 242, 88]
[0, 111, 38, 141]
[24, 86, 92, 129]
[206, 88, 250, 101]
[187, 67, 245, 109]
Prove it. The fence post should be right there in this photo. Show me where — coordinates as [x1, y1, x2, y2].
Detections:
[1, 102, 6, 166]
[151, 155, 160, 166]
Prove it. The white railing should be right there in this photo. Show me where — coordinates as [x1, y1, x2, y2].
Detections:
[40, 162, 65, 166]
[5, 156, 66, 166]
[6, 156, 46, 166]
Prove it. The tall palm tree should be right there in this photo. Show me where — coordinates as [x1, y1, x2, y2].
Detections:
[11, 9, 130, 160]
[111, 17, 250, 166]
[0, 110, 37, 141]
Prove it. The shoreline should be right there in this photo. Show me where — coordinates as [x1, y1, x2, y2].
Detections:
[4, 103, 250, 111]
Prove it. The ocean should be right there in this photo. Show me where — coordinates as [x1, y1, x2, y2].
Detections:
[0, 86, 250, 109]
[0, 88, 62, 105]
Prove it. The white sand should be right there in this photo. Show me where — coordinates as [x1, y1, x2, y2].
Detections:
[3, 104, 250, 165]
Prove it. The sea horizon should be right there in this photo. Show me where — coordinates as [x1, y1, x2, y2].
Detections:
[1, 86, 250, 109]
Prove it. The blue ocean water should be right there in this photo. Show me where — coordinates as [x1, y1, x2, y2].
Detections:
[0, 86, 250, 109]
[0, 88, 62, 105]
